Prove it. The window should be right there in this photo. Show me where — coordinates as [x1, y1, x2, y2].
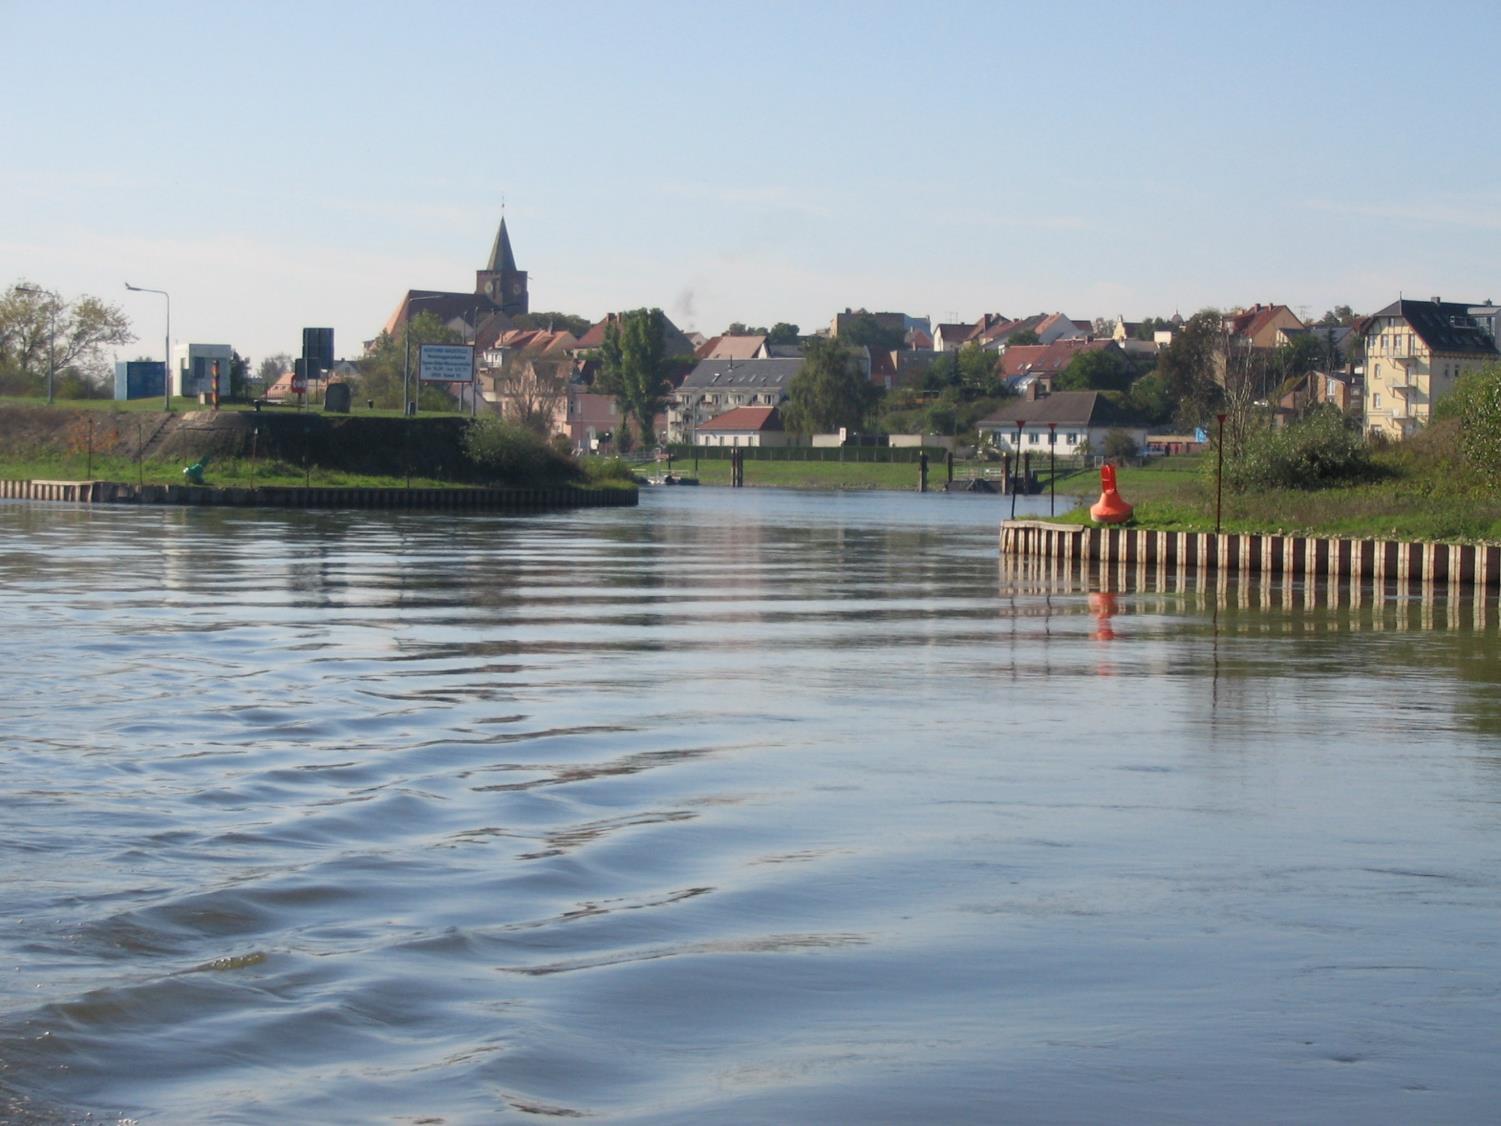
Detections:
[1066, 432, 1078, 445]
[1373, 393, 1382, 409]
[1028, 431, 1040, 444]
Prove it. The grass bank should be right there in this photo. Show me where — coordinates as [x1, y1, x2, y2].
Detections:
[1051, 433, 1501, 543]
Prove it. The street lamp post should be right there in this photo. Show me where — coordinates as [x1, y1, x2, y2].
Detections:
[124, 283, 171, 411]
[1047, 422, 1057, 516]
[402, 294, 448, 417]
[16, 286, 55, 405]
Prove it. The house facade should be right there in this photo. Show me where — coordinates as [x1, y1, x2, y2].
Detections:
[977, 390, 1148, 457]
[695, 405, 790, 448]
[670, 357, 802, 443]
[1363, 298, 1500, 439]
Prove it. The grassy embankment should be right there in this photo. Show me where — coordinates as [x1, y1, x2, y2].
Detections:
[0, 401, 630, 492]
[1050, 426, 1501, 543]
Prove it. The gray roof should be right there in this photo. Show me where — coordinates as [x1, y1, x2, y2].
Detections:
[486, 216, 517, 273]
[680, 357, 802, 390]
[1372, 299, 1499, 356]
[979, 391, 1117, 428]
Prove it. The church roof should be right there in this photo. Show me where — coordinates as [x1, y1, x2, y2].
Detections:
[486, 216, 518, 273]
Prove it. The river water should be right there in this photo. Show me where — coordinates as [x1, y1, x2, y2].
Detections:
[3, 487, 1500, 1124]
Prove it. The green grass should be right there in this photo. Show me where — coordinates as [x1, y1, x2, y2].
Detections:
[1045, 448, 1501, 543]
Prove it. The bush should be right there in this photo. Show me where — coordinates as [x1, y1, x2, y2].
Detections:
[1442, 364, 1501, 473]
[462, 418, 579, 487]
[580, 456, 638, 486]
[1219, 404, 1376, 491]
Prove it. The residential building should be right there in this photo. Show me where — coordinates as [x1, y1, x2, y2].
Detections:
[695, 405, 790, 448]
[977, 390, 1147, 456]
[670, 356, 803, 443]
[694, 334, 768, 360]
[1363, 297, 1500, 439]
[999, 339, 1123, 393]
[1223, 303, 1303, 350]
[569, 311, 697, 359]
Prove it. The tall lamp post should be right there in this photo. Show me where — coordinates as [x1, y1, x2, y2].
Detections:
[124, 283, 171, 411]
[1010, 419, 1025, 519]
[16, 286, 55, 405]
[402, 294, 448, 416]
[1047, 422, 1057, 516]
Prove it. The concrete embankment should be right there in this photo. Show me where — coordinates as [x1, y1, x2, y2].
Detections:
[1001, 519, 1501, 591]
[1, 479, 636, 512]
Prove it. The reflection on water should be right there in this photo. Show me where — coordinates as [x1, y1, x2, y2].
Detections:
[3, 489, 1501, 1124]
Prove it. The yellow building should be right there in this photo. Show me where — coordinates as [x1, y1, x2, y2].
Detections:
[1363, 298, 1499, 439]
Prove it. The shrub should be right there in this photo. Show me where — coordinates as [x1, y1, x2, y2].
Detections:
[1445, 364, 1501, 473]
[1219, 404, 1376, 491]
[462, 418, 578, 487]
[580, 456, 638, 486]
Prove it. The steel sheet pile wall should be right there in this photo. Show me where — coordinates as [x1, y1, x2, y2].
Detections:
[1000, 520, 1501, 591]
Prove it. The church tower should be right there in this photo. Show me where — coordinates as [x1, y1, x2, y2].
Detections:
[476, 215, 529, 316]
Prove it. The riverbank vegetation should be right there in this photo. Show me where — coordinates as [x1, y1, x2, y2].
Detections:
[1056, 374, 1501, 541]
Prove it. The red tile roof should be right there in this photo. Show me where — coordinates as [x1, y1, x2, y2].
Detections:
[1000, 338, 1117, 377]
[699, 405, 784, 432]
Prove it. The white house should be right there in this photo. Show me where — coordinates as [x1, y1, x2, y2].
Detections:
[977, 390, 1148, 457]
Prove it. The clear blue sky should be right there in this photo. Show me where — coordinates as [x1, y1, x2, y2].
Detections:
[4, 0, 1499, 368]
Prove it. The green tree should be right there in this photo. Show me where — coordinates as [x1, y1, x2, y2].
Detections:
[598, 307, 671, 444]
[955, 342, 1002, 396]
[1438, 363, 1501, 472]
[725, 321, 768, 336]
[1317, 304, 1356, 327]
[1155, 309, 1225, 429]
[766, 322, 801, 346]
[0, 282, 134, 395]
[356, 311, 464, 410]
[781, 337, 877, 435]
[1056, 347, 1132, 392]
[1103, 428, 1140, 459]
[230, 351, 250, 398]
[257, 353, 292, 388]
[1125, 371, 1175, 426]
[837, 312, 904, 353]
[1006, 328, 1041, 347]
[511, 311, 593, 337]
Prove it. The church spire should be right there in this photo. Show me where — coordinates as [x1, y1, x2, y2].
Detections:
[486, 215, 518, 274]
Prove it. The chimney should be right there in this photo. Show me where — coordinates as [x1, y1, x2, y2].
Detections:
[1025, 381, 1040, 401]
[1432, 296, 1442, 305]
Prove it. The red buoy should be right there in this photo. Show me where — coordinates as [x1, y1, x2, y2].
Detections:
[1089, 463, 1133, 524]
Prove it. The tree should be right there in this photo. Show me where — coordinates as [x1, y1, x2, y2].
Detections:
[1317, 304, 1356, 327]
[1124, 372, 1175, 426]
[511, 311, 592, 337]
[725, 321, 768, 336]
[0, 282, 134, 395]
[1006, 328, 1041, 347]
[493, 348, 571, 436]
[598, 308, 671, 444]
[1103, 429, 1139, 460]
[766, 322, 801, 346]
[837, 312, 904, 353]
[1056, 347, 1132, 392]
[1155, 309, 1225, 430]
[955, 342, 1002, 397]
[258, 353, 292, 387]
[356, 311, 464, 410]
[781, 337, 877, 435]
[230, 351, 250, 398]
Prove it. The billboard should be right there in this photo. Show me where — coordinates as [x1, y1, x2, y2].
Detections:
[419, 344, 474, 383]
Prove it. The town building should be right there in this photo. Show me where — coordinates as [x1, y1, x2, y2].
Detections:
[670, 357, 802, 444]
[379, 214, 527, 345]
[1363, 297, 1500, 439]
[694, 405, 790, 448]
[977, 390, 1147, 457]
